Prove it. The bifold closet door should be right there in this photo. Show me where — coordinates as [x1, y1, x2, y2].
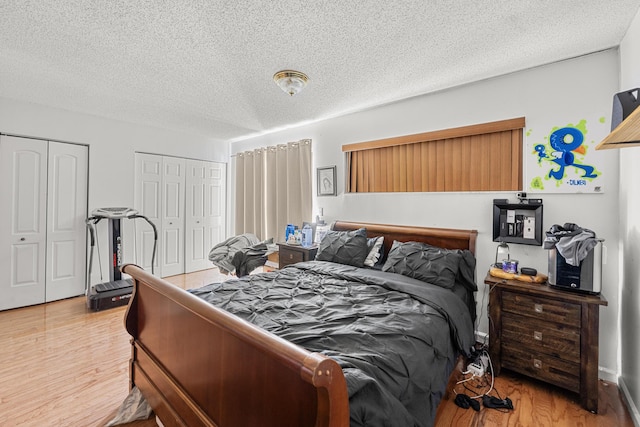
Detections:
[136, 153, 226, 277]
[161, 157, 186, 277]
[135, 153, 163, 275]
[0, 136, 48, 310]
[185, 160, 226, 273]
[45, 142, 88, 302]
[0, 136, 88, 311]
[135, 153, 186, 278]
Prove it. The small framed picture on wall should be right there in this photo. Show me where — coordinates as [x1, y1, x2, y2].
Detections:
[317, 166, 337, 196]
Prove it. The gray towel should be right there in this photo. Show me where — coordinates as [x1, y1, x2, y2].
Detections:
[544, 223, 598, 266]
[208, 233, 261, 273]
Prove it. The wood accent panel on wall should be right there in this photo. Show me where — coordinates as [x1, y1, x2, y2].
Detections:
[344, 118, 524, 193]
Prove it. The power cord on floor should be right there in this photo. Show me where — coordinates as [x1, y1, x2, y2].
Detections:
[453, 346, 514, 412]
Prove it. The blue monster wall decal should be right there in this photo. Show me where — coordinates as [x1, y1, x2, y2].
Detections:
[528, 118, 604, 192]
[545, 127, 597, 180]
[534, 144, 548, 163]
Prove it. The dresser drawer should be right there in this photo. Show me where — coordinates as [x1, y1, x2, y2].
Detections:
[280, 248, 304, 267]
[502, 291, 581, 326]
[502, 344, 580, 393]
[502, 312, 580, 361]
[277, 244, 319, 269]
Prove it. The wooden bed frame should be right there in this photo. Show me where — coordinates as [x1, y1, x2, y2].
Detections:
[122, 221, 478, 427]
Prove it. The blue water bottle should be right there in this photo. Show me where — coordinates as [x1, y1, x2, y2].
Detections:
[285, 224, 295, 242]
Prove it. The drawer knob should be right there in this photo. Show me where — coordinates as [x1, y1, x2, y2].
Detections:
[534, 331, 543, 341]
[533, 359, 542, 369]
[289, 254, 294, 259]
[534, 303, 543, 313]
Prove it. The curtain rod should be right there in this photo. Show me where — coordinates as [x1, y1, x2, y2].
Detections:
[230, 139, 311, 157]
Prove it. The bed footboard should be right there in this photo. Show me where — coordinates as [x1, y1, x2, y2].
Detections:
[122, 264, 349, 427]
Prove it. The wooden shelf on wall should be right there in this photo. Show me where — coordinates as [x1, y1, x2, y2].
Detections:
[596, 105, 640, 150]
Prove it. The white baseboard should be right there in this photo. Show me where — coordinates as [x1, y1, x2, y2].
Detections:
[619, 377, 640, 427]
[475, 331, 488, 347]
[599, 366, 618, 383]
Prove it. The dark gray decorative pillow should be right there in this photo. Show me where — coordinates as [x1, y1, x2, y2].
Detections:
[382, 240, 462, 288]
[315, 228, 368, 267]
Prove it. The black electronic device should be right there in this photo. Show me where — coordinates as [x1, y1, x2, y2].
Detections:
[548, 240, 603, 294]
[86, 207, 157, 311]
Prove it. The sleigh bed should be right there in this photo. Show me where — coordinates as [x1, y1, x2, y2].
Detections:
[122, 221, 478, 427]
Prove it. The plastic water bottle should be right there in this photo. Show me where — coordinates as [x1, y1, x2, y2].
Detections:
[285, 224, 295, 242]
[302, 224, 313, 247]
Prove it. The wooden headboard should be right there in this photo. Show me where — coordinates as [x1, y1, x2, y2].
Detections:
[332, 221, 477, 257]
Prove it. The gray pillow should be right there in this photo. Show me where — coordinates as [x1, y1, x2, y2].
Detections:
[315, 228, 369, 267]
[382, 240, 462, 288]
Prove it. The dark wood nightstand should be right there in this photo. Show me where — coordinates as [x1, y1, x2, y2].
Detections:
[485, 272, 607, 413]
[277, 243, 318, 269]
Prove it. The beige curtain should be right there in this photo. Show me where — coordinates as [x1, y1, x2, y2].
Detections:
[234, 149, 264, 237]
[235, 139, 312, 242]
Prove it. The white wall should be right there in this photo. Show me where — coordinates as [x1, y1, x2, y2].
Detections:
[232, 50, 622, 380]
[618, 7, 640, 424]
[0, 97, 229, 281]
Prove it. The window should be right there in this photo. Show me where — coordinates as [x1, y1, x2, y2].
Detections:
[343, 118, 524, 192]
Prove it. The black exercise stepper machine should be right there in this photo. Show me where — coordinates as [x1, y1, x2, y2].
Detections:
[86, 207, 157, 311]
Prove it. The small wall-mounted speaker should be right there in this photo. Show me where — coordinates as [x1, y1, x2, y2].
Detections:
[612, 88, 640, 131]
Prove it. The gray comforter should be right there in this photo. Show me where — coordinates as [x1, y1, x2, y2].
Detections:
[190, 261, 475, 427]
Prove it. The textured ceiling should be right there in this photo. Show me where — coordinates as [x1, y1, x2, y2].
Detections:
[1, 1, 639, 143]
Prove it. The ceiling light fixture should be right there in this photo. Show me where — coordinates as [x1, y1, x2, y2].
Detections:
[273, 70, 309, 96]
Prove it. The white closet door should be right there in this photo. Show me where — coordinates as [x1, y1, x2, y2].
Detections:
[0, 136, 48, 310]
[185, 160, 208, 272]
[45, 142, 88, 302]
[206, 161, 226, 259]
[161, 157, 185, 277]
[185, 160, 226, 272]
[135, 153, 163, 276]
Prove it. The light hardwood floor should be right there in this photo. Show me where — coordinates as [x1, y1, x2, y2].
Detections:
[0, 268, 634, 426]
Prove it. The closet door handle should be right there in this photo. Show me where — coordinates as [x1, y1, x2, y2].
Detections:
[20, 237, 25, 241]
